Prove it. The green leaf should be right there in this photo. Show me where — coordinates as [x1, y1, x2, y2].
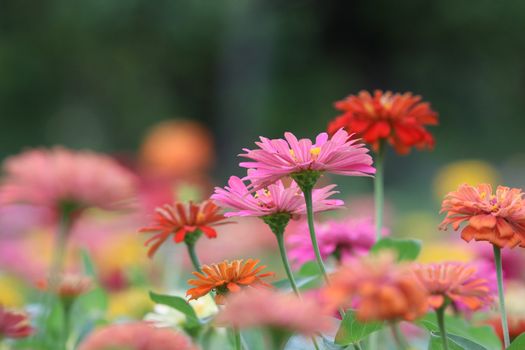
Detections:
[370, 237, 422, 261]
[80, 249, 97, 278]
[149, 291, 200, 329]
[418, 313, 500, 350]
[297, 261, 322, 277]
[508, 333, 525, 349]
[272, 275, 321, 292]
[430, 332, 489, 350]
[334, 310, 383, 345]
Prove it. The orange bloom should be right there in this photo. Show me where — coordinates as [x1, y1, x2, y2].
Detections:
[439, 184, 525, 248]
[186, 259, 274, 304]
[38, 274, 92, 300]
[412, 263, 493, 311]
[328, 90, 438, 154]
[325, 253, 428, 322]
[140, 200, 230, 257]
[488, 316, 525, 343]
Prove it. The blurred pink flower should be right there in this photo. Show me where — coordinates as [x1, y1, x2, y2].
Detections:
[239, 129, 375, 189]
[211, 176, 343, 218]
[0, 147, 137, 217]
[78, 322, 196, 350]
[0, 306, 33, 339]
[287, 217, 387, 267]
[470, 240, 525, 281]
[215, 288, 331, 336]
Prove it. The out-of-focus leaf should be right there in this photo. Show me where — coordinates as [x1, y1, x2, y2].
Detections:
[335, 310, 383, 345]
[298, 261, 322, 277]
[272, 275, 321, 291]
[80, 249, 97, 278]
[149, 291, 200, 329]
[508, 333, 525, 349]
[371, 237, 422, 261]
[430, 332, 489, 350]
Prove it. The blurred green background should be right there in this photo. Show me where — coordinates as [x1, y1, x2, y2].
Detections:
[1, 0, 525, 207]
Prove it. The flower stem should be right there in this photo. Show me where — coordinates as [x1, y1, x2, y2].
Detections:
[390, 323, 409, 350]
[353, 343, 363, 350]
[186, 242, 203, 273]
[374, 147, 385, 242]
[493, 245, 510, 348]
[274, 230, 301, 296]
[234, 328, 241, 350]
[436, 306, 449, 350]
[302, 186, 330, 284]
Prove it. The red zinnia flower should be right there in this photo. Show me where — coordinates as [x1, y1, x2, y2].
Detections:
[139, 200, 230, 258]
[0, 306, 33, 339]
[328, 90, 438, 154]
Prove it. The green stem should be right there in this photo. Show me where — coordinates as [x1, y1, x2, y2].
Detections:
[493, 245, 510, 348]
[436, 306, 449, 350]
[374, 147, 385, 242]
[274, 230, 301, 296]
[302, 187, 330, 284]
[353, 343, 363, 350]
[390, 323, 409, 350]
[234, 328, 241, 350]
[187, 242, 202, 273]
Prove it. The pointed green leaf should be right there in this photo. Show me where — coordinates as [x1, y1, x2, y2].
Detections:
[508, 333, 525, 349]
[149, 291, 200, 329]
[335, 310, 383, 345]
[431, 332, 489, 350]
[371, 237, 422, 261]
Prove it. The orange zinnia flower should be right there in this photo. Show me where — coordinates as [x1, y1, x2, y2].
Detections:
[325, 253, 428, 322]
[328, 90, 438, 154]
[186, 259, 274, 304]
[439, 184, 525, 248]
[140, 200, 230, 257]
[38, 274, 93, 302]
[412, 262, 493, 311]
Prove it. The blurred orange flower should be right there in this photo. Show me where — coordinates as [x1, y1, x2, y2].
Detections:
[439, 184, 525, 248]
[186, 259, 274, 304]
[139, 200, 229, 257]
[329, 90, 438, 154]
[325, 253, 428, 322]
[38, 274, 92, 301]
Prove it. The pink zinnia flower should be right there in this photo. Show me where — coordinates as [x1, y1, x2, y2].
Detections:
[412, 262, 494, 311]
[239, 129, 375, 190]
[211, 176, 343, 218]
[215, 288, 331, 336]
[0, 306, 33, 339]
[78, 322, 196, 350]
[0, 147, 137, 217]
[287, 217, 387, 267]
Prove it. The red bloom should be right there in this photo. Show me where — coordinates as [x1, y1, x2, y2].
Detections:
[139, 200, 229, 257]
[329, 90, 438, 154]
[0, 306, 33, 339]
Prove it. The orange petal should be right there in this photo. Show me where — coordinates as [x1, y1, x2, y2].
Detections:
[470, 215, 497, 230]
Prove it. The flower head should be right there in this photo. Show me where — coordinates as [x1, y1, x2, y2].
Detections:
[78, 322, 196, 350]
[186, 259, 274, 304]
[439, 184, 525, 248]
[325, 253, 428, 322]
[139, 200, 229, 257]
[212, 176, 343, 219]
[287, 217, 386, 267]
[38, 274, 93, 301]
[329, 90, 438, 154]
[412, 262, 493, 311]
[0, 147, 137, 216]
[0, 306, 33, 339]
[215, 288, 331, 336]
[239, 129, 375, 190]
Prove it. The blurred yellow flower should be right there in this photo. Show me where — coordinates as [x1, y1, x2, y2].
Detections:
[0, 275, 24, 307]
[395, 212, 439, 240]
[97, 235, 147, 272]
[107, 288, 154, 320]
[433, 160, 499, 200]
[418, 242, 474, 263]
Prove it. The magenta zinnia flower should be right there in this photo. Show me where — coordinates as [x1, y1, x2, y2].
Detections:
[0, 306, 33, 339]
[78, 322, 196, 350]
[287, 217, 387, 267]
[211, 176, 343, 218]
[239, 129, 375, 189]
[0, 147, 137, 217]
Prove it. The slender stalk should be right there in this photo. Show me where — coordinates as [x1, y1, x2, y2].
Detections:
[186, 242, 202, 273]
[302, 187, 329, 284]
[274, 231, 301, 296]
[436, 306, 449, 350]
[493, 245, 510, 348]
[374, 147, 385, 242]
[50, 212, 73, 284]
[353, 343, 363, 350]
[390, 323, 409, 350]
[234, 328, 241, 350]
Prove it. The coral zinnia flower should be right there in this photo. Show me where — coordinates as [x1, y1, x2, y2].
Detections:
[211, 176, 343, 218]
[439, 184, 525, 248]
[412, 262, 493, 311]
[325, 253, 428, 322]
[78, 322, 196, 350]
[38, 274, 93, 301]
[139, 200, 229, 257]
[215, 288, 331, 336]
[287, 217, 387, 267]
[0, 147, 137, 216]
[329, 90, 438, 154]
[186, 259, 274, 304]
[0, 306, 33, 339]
[239, 129, 375, 190]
